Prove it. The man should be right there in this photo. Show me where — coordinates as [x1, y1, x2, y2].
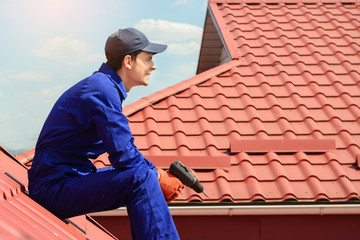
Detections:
[28, 28, 183, 239]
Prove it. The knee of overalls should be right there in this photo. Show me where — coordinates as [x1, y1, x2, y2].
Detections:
[123, 166, 160, 198]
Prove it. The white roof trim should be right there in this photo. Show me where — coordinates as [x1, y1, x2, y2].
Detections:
[90, 204, 360, 217]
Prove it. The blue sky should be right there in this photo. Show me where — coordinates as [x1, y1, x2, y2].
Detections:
[0, 0, 208, 154]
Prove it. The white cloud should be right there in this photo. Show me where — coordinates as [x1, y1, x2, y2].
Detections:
[10, 70, 52, 82]
[135, 19, 202, 42]
[167, 41, 201, 55]
[0, 69, 52, 83]
[0, 92, 3, 98]
[14, 84, 67, 105]
[173, 0, 193, 7]
[0, 76, 8, 84]
[40, 85, 67, 97]
[30, 36, 102, 66]
[175, 61, 198, 75]
[134, 19, 203, 55]
[0, 69, 13, 83]
[13, 84, 67, 118]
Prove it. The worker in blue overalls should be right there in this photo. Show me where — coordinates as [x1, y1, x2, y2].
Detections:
[28, 28, 183, 239]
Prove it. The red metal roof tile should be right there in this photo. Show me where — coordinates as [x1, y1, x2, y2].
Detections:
[0, 146, 116, 239]
[230, 139, 336, 152]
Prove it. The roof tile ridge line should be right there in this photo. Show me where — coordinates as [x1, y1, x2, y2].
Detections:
[208, 2, 242, 60]
[123, 59, 241, 116]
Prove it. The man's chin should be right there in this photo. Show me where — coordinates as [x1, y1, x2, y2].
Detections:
[143, 77, 150, 86]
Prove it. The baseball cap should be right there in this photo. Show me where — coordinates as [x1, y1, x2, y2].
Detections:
[105, 28, 167, 60]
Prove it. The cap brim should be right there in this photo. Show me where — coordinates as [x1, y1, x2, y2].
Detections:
[142, 42, 167, 54]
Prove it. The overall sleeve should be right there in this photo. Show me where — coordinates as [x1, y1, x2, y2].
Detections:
[80, 74, 156, 170]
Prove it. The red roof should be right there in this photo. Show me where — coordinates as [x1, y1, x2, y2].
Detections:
[118, 0, 360, 203]
[0, 146, 116, 239]
[19, 0, 360, 205]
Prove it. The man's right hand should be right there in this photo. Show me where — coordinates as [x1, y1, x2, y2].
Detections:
[158, 169, 184, 202]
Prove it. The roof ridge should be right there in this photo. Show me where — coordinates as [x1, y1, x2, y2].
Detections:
[209, 0, 359, 3]
[123, 60, 242, 116]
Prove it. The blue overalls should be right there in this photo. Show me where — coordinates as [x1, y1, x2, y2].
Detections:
[28, 63, 180, 239]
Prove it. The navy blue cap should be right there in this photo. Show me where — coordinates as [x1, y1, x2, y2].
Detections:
[105, 28, 167, 60]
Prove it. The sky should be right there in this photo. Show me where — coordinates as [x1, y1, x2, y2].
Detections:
[0, 0, 208, 154]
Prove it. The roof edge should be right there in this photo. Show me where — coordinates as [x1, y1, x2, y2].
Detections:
[208, 2, 242, 60]
[123, 59, 241, 116]
[0, 145, 27, 168]
[90, 204, 360, 216]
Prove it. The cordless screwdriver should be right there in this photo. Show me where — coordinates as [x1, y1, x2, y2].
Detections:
[169, 161, 209, 197]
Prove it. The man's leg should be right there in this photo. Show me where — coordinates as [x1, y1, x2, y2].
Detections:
[35, 167, 180, 239]
[125, 167, 179, 239]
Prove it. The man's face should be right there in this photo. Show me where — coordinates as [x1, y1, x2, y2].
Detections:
[129, 51, 156, 87]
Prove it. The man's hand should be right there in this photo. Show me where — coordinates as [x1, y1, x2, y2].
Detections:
[158, 169, 184, 202]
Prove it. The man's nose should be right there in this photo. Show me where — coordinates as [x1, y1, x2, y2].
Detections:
[150, 62, 157, 71]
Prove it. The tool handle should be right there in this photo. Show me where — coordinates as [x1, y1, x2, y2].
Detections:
[169, 161, 204, 193]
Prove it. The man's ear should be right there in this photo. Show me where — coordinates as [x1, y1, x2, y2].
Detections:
[123, 55, 132, 70]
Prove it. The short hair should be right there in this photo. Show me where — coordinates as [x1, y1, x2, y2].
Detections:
[106, 50, 142, 71]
